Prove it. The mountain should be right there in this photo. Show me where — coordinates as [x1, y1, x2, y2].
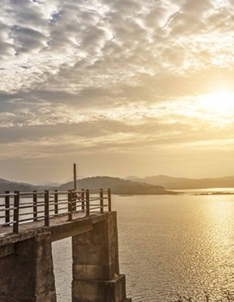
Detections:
[0, 178, 59, 193]
[3, 173, 234, 194]
[128, 175, 234, 189]
[59, 176, 176, 195]
[37, 181, 61, 187]
[0, 176, 174, 195]
[125, 176, 141, 181]
[0, 178, 35, 193]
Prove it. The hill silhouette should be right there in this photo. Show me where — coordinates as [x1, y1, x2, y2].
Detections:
[0, 178, 35, 193]
[1, 174, 234, 193]
[128, 175, 234, 189]
[59, 176, 176, 195]
[0, 178, 57, 193]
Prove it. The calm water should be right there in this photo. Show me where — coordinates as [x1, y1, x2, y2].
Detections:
[52, 192, 234, 301]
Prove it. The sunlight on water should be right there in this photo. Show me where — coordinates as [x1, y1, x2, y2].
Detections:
[113, 194, 234, 301]
[52, 193, 234, 301]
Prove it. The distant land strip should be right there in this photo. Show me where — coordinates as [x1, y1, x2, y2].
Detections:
[1, 174, 234, 194]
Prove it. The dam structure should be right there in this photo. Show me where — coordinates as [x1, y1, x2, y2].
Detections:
[0, 189, 131, 302]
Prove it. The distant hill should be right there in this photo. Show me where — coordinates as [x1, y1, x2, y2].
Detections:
[59, 176, 176, 195]
[2, 173, 234, 194]
[128, 175, 234, 189]
[0, 178, 35, 193]
[37, 181, 61, 187]
[0, 178, 58, 193]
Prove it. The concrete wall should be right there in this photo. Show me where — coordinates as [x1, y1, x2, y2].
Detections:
[72, 212, 131, 302]
[0, 231, 56, 302]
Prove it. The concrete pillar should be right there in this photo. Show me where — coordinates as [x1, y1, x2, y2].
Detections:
[72, 212, 131, 302]
[0, 232, 57, 302]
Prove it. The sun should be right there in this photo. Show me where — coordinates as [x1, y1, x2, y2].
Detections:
[197, 90, 234, 115]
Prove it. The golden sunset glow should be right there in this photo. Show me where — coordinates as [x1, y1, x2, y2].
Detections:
[2, 0, 234, 182]
[197, 90, 234, 115]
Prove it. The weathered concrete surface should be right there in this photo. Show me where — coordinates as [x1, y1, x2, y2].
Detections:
[72, 274, 128, 302]
[0, 212, 110, 248]
[72, 212, 131, 302]
[0, 232, 56, 302]
[72, 213, 119, 280]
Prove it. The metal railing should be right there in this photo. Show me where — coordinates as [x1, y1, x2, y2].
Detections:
[0, 188, 111, 234]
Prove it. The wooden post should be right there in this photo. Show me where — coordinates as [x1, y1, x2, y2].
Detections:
[73, 163, 77, 191]
[44, 190, 49, 227]
[33, 190, 37, 221]
[73, 163, 77, 212]
[86, 189, 90, 216]
[100, 189, 104, 214]
[68, 190, 72, 221]
[71, 190, 76, 211]
[5, 190, 10, 225]
[13, 191, 20, 233]
[108, 188, 112, 212]
[81, 189, 85, 212]
[54, 190, 58, 214]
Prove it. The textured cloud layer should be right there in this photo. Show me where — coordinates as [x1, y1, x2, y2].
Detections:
[1, 0, 234, 181]
[1, 0, 234, 94]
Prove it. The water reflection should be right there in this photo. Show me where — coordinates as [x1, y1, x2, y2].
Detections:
[112, 194, 234, 301]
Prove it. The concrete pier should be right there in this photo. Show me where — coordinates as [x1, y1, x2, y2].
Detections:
[72, 212, 130, 302]
[0, 231, 56, 302]
[0, 212, 131, 302]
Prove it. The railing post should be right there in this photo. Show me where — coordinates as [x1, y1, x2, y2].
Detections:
[33, 190, 37, 221]
[68, 190, 72, 221]
[13, 191, 20, 233]
[72, 190, 76, 212]
[108, 188, 111, 212]
[86, 189, 90, 216]
[54, 190, 58, 214]
[73, 163, 77, 191]
[100, 189, 104, 214]
[81, 189, 85, 212]
[5, 190, 10, 225]
[44, 190, 49, 227]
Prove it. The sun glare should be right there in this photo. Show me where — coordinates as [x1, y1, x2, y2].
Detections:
[197, 90, 234, 115]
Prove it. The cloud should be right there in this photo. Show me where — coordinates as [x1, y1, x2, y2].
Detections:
[1, 0, 234, 181]
[1, 0, 234, 95]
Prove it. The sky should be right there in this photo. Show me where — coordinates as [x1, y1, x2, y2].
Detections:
[1, 0, 234, 184]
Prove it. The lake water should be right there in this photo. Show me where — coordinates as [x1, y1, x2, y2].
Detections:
[52, 192, 234, 301]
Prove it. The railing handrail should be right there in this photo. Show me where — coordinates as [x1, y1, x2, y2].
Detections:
[0, 188, 112, 234]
